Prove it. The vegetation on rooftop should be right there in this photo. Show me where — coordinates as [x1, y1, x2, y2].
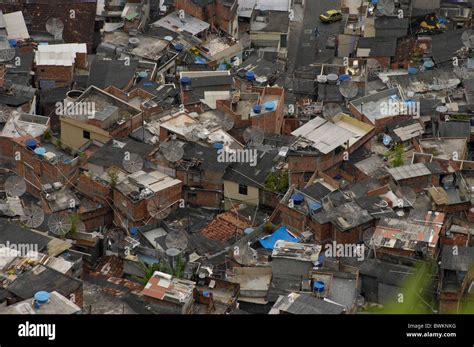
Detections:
[133, 255, 186, 285]
[106, 168, 119, 188]
[385, 144, 404, 167]
[265, 171, 289, 193]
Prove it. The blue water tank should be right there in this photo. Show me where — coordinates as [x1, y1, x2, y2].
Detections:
[8, 39, 17, 48]
[244, 227, 254, 235]
[213, 142, 224, 150]
[245, 71, 255, 81]
[34, 291, 50, 308]
[34, 147, 46, 156]
[339, 74, 351, 81]
[203, 292, 210, 297]
[253, 104, 262, 114]
[180, 76, 191, 86]
[264, 101, 276, 111]
[314, 281, 325, 293]
[408, 67, 418, 75]
[423, 59, 434, 70]
[309, 202, 322, 211]
[292, 193, 304, 205]
[130, 227, 139, 236]
[25, 139, 38, 150]
[175, 43, 184, 52]
[138, 71, 148, 79]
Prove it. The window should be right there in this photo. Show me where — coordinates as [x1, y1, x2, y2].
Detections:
[238, 184, 248, 195]
[83, 130, 91, 139]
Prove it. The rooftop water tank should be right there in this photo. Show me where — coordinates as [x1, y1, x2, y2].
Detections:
[34, 291, 50, 309]
[423, 59, 434, 70]
[175, 43, 184, 52]
[213, 142, 224, 150]
[314, 281, 325, 293]
[309, 202, 322, 212]
[292, 193, 304, 205]
[264, 101, 276, 111]
[408, 67, 418, 75]
[138, 71, 148, 79]
[130, 226, 139, 236]
[180, 76, 191, 86]
[8, 39, 17, 48]
[339, 74, 351, 81]
[34, 147, 46, 156]
[327, 73, 338, 84]
[245, 71, 256, 81]
[244, 227, 254, 235]
[317, 75, 327, 83]
[25, 139, 38, 150]
[164, 36, 173, 42]
[253, 104, 262, 114]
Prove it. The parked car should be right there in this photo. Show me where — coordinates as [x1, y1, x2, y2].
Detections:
[319, 10, 342, 23]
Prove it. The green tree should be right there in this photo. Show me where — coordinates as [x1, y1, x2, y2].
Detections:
[385, 144, 404, 167]
[133, 255, 186, 285]
[265, 171, 289, 193]
[106, 168, 119, 188]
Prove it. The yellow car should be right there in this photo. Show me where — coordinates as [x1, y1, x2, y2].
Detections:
[319, 10, 342, 23]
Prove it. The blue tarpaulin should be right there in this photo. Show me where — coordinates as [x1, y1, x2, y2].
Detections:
[259, 226, 300, 250]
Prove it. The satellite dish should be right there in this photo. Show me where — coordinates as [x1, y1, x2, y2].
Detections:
[462, 30, 474, 49]
[243, 126, 264, 145]
[165, 247, 181, 257]
[20, 204, 45, 228]
[183, 126, 201, 142]
[46, 18, 64, 40]
[161, 141, 184, 163]
[122, 153, 144, 173]
[147, 196, 171, 220]
[322, 103, 342, 118]
[366, 58, 382, 78]
[339, 80, 359, 99]
[165, 230, 188, 253]
[48, 212, 72, 236]
[377, 0, 395, 16]
[363, 227, 382, 250]
[4, 175, 26, 197]
[217, 113, 234, 131]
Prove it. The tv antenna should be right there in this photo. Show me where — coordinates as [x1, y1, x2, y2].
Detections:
[339, 80, 359, 99]
[122, 153, 144, 173]
[161, 138, 184, 163]
[322, 103, 342, 118]
[366, 58, 382, 78]
[377, 0, 395, 16]
[165, 229, 188, 269]
[217, 113, 234, 131]
[461, 29, 474, 49]
[46, 17, 64, 40]
[48, 212, 72, 236]
[20, 204, 45, 228]
[4, 175, 26, 197]
[243, 126, 264, 146]
[147, 196, 172, 220]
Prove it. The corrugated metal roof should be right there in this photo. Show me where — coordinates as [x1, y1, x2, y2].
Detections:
[387, 163, 431, 181]
[291, 117, 356, 154]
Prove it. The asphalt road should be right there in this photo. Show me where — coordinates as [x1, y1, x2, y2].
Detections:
[295, 0, 342, 67]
